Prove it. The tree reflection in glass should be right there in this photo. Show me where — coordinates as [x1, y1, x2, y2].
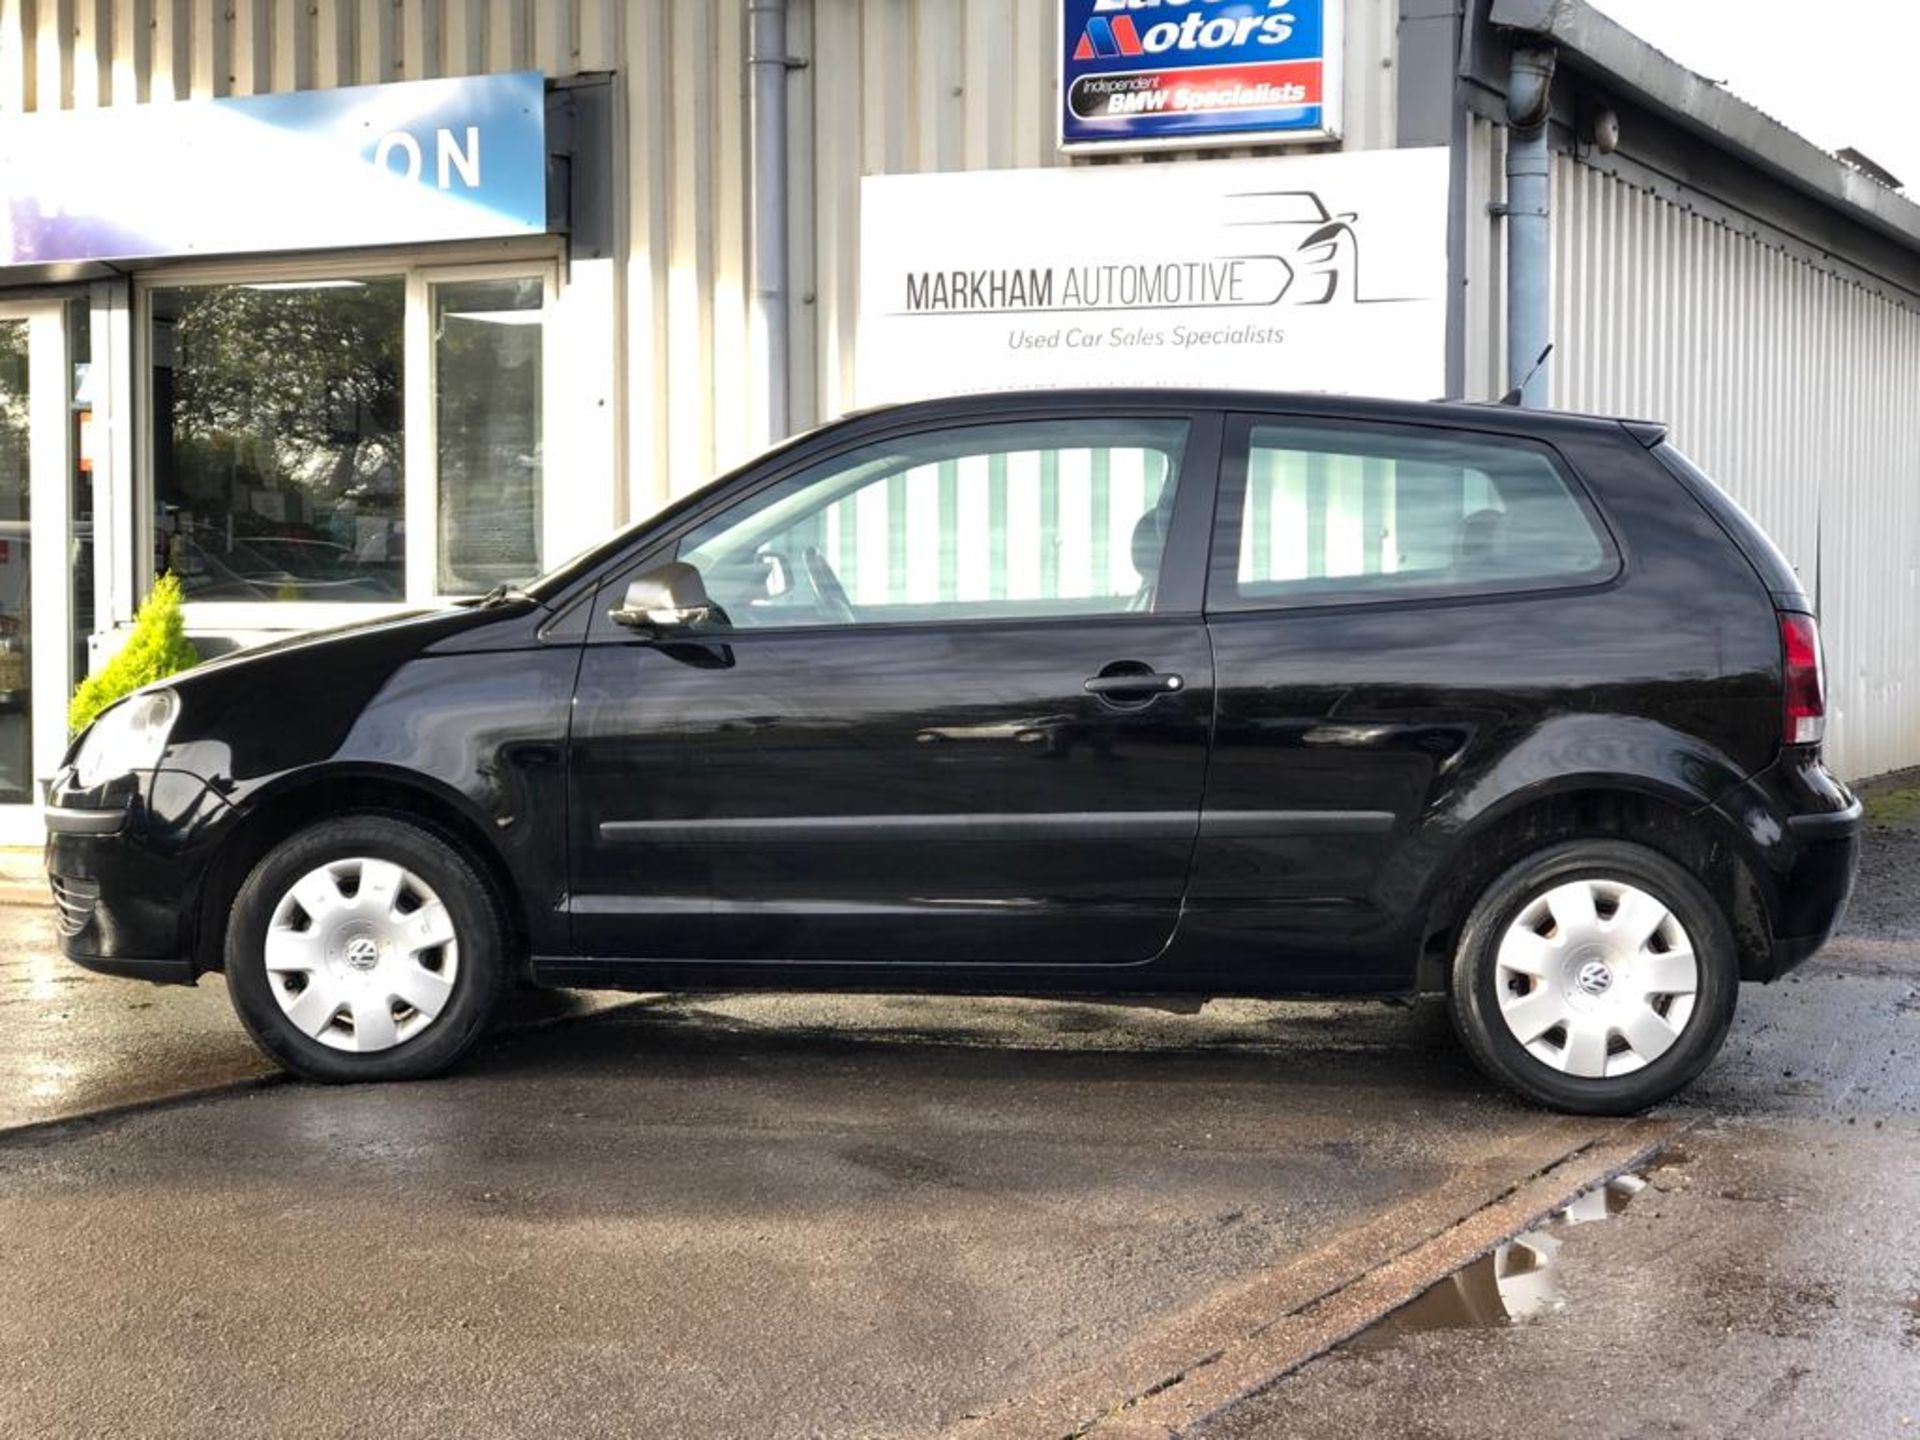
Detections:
[151, 278, 406, 603]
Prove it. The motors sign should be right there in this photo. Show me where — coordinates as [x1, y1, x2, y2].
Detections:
[857, 148, 1448, 406]
[1060, 0, 1343, 151]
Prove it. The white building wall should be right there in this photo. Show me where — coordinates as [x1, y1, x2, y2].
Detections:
[0, 0, 1399, 519]
[10, 2, 1916, 777]
[1547, 154, 1920, 779]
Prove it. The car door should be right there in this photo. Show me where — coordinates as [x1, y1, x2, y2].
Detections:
[566, 408, 1222, 968]
[1181, 413, 1623, 990]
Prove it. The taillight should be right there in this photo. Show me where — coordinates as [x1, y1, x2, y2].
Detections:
[1780, 611, 1826, 746]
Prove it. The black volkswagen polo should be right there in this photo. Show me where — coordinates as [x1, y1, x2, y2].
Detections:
[44, 390, 1860, 1114]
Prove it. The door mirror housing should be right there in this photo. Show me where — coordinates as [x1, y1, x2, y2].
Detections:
[610, 561, 720, 635]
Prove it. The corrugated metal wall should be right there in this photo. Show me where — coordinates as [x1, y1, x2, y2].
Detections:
[19, 3, 1917, 776]
[1460, 113, 1508, 401]
[1548, 154, 1920, 779]
[0, 0, 751, 532]
[0, 0, 1399, 512]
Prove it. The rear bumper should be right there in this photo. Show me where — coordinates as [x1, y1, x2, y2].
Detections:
[1710, 757, 1860, 981]
[1766, 797, 1861, 973]
[1786, 802, 1864, 843]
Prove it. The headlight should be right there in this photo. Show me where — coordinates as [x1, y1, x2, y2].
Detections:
[73, 690, 180, 789]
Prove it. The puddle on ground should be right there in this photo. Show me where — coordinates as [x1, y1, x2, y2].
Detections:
[1347, 1173, 1649, 1348]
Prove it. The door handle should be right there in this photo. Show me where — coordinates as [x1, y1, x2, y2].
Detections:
[1084, 671, 1185, 697]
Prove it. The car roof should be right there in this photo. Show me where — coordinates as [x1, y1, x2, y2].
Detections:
[835, 388, 1666, 444]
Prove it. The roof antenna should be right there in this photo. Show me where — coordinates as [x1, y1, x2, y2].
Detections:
[1499, 343, 1554, 406]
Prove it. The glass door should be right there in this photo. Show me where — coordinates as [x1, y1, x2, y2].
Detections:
[0, 301, 75, 839]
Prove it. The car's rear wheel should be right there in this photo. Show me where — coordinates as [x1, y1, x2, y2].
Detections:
[224, 814, 507, 1082]
[1448, 839, 1738, 1115]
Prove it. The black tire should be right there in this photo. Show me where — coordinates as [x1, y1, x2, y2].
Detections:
[1448, 839, 1739, 1115]
[224, 814, 508, 1083]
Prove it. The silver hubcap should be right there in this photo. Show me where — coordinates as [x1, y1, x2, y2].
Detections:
[264, 857, 460, 1054]
[1495, 879, 1699, 1079]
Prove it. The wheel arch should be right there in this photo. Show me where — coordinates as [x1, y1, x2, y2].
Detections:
[192, 766, 532, 979]
[1413, 778, 1772, 992]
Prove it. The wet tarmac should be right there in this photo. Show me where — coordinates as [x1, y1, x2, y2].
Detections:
[0, 896, 626, 1133]
[1344, 1173, 1649, 1343]
[1200, 1112, 1920, 1439]
[3, 810, 1919, 1437]
[0, 982, 1637, 1440]
[1196, 814, 1920, 1440]
[0, 901, 278, 1132]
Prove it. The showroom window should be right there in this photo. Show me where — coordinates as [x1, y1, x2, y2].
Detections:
[145, 263, 553, 615]
[431, 276, 544, 594]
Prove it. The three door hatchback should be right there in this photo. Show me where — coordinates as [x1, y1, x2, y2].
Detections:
[45, 391, 1861, 1114]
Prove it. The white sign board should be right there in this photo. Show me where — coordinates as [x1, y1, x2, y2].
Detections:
[856, 148, 1449, 406]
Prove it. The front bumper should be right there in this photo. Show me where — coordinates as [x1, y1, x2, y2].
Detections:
[44, 769, 231, 986]
[45, 800, 130, 836]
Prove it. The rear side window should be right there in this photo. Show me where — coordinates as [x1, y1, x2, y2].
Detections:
[1211, 421, 1616, 611]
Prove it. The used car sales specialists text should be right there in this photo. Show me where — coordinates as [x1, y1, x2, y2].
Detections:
[1007, 322, 1287, 350]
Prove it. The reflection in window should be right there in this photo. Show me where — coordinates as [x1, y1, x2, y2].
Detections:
[151, 279, 406, 603]
[1233, 426, 1608, 605]
[69, 298, 94, 686]
[433, 277, 543, 594]
[675, 419, 1189, 629]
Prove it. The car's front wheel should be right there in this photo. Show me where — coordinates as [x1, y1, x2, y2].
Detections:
[224, 814, 507, 1082]
[1448, 839, 1739, 1115]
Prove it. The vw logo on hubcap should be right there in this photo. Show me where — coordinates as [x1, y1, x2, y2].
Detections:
[344, 936, 381, 973]
[1576, 959, 1614, 997]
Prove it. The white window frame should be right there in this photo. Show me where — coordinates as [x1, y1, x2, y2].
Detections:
[409, 262, 565, 606]
[134, 244, 564, 634]
[0, 298, 75, 841]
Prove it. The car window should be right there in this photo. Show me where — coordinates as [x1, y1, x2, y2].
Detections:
[1213, 422, 1613, 611]
[666, 418, 1191, 630]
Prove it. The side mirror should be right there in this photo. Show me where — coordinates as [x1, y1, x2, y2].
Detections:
[610, 561, 719, 635]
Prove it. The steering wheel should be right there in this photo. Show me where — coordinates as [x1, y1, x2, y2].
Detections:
[801, 546, 856, 625]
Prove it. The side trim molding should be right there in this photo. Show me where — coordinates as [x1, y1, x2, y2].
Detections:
[596, 809, 1397, 844]
[598, 812, 1197, 844]
[1197, 810, 1396, 838]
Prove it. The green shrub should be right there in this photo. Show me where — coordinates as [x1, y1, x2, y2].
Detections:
[69, 573, 202, 734]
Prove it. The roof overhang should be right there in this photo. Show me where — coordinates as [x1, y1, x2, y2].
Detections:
[1487, 0, 1920, 255]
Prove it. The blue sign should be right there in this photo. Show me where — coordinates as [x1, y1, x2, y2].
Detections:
[1059, 1, 1341, 152]
[0, 72, 547, 268]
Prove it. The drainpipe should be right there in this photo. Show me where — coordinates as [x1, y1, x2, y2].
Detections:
[749, 0, 793, 443]
[1504, 44, 1556, 407]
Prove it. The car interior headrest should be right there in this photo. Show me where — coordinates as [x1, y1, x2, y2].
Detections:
[1132, 509, 1163, 583]
[1454, 507, 1506, 568]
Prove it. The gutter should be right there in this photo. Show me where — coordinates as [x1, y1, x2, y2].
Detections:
[748, 0, 797, 444]
[1487, 0, 1920, 256]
